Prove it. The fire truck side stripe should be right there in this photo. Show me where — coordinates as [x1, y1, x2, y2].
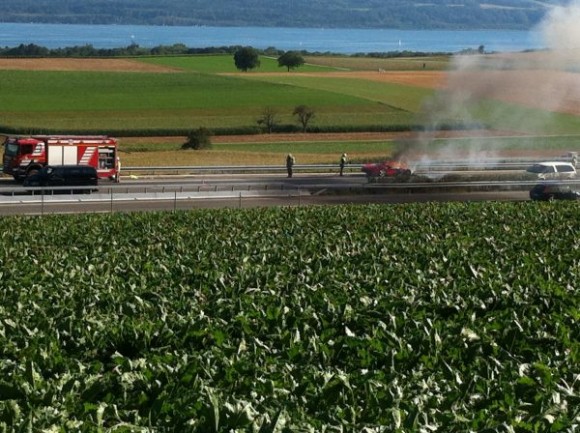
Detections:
[79, 147, 96, 165]
[32, 143, 45, 156]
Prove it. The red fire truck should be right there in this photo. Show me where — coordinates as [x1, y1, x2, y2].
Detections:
[2, 135, 120, 182]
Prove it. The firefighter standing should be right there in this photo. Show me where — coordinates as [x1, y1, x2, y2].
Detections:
[116, 156, 122, 183]
[286, 153, 295, 178]
[339, 153, 348, 176]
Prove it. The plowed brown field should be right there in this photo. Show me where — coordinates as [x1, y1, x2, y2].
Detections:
[0, 58, 179, 72]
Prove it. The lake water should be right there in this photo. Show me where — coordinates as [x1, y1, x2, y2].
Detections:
[0, 22, 544, 54]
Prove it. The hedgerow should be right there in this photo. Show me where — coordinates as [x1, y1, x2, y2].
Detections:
[0, 122, 478, 138]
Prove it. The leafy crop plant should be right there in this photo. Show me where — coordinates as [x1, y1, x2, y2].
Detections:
[0, 202, 578, 432]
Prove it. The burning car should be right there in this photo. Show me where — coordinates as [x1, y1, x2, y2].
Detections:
[361, 160, 412, 178]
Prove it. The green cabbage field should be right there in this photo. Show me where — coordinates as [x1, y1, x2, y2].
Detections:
[0, 202, 578, 432]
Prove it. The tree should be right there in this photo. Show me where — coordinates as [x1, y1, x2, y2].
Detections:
[293, 105, 315, 132]
[182, 127, 212, 150]
[233, 47, 260, 72]
[277, 51, 305, 72]
[257, 106, 279, 133]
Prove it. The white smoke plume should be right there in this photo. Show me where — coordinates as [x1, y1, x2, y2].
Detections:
[397, 0, 580, 167]
[538, 0, 580, 50]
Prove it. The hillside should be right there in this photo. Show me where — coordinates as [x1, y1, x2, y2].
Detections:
[0, 0, 567, 30]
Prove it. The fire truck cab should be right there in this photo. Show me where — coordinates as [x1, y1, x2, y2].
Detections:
[2, 135, 120, 182]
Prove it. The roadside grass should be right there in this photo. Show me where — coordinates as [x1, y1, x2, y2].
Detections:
[121, 138, 396, 154]
[121, 150, 345, 167]
[118, 134, 580, 167]
[120, 139, 396, 166]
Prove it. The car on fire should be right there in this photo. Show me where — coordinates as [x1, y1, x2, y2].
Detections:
[529, 183, 580, 201]
[361, 160, 412, 178]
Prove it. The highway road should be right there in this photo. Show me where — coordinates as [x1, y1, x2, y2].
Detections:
[0, 171, 534, 215]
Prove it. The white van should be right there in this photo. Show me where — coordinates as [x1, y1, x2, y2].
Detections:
[526, 161, 577, 180]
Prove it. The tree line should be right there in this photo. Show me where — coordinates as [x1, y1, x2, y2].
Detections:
[0, 43, 244, 58]
[0, 42, 451, 58]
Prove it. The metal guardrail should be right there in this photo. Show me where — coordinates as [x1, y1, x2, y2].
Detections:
[0, 179, 578, 216]
[2, 178, 580, 197]
[120, 159, 569, 175]
[121, 164, 358, 175]
[1, 158, 571, 178]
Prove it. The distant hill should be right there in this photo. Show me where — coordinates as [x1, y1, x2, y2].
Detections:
[0, 0, 566, 30]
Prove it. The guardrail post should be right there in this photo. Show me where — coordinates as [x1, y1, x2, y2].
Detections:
[110, 188, 114, 213]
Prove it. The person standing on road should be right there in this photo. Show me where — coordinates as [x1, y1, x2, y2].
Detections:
[286, 153, 295, 178]
[339, 153, 348, 176]
[115, 155, 122, 183]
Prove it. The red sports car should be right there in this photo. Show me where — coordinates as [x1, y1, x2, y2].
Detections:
[361, 160, 412, 178]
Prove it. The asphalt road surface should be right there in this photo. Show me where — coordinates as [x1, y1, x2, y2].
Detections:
[0, 172, 532, 215]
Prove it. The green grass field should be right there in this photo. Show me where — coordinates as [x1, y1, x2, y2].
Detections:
[3, 53, 580, 166]
[0, 66, 420, 131]
[140, 54, 338, 73]
[1, 54, 579, 136]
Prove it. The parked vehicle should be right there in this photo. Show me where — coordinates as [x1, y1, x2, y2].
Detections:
[526, 161, 577, 180]
[361, 160, 412, 178]
[2, 135, 119, 182]
[529, 183, 580, 201]
[23, 165, 99, 191]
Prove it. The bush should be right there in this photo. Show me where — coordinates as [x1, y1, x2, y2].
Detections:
[182, 127, 212, 150]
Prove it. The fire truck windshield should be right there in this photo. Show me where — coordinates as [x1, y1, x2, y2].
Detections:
[5, 143, 19, 156]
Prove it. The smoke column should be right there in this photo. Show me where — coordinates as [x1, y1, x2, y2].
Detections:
[398, 0, 580, 167]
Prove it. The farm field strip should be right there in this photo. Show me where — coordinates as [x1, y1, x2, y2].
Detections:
[2, 53, 580, 162]
[0, 67, 407, 131]
[116, 133, 580, 167]
[139, 54, 336, 74]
